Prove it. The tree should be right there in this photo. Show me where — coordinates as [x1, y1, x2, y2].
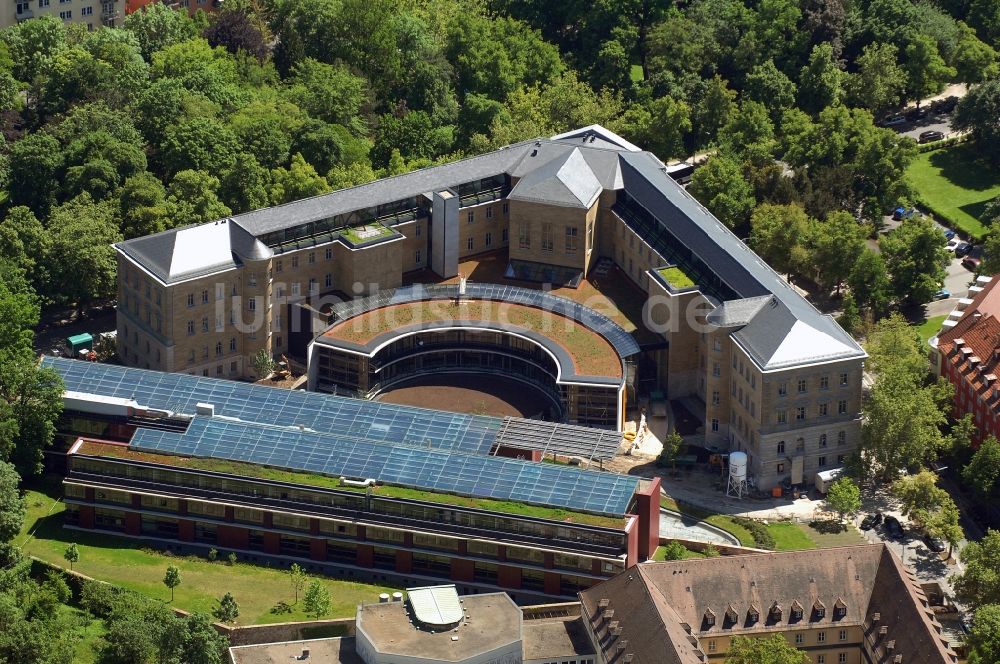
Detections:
[953, 79, 1000, 164]
[0, 354, 64, 477]
[847, 249, 890, 314]
[848, 43, 907, 116]
[955, 529, 1000, 610]
[123, 2, 199, 60]
[807, 212, 867, 293]
[204, 9, 267, 60]
[118, 173, 169, 239]
[798, 43, 844, 114]
[163, 565, 181, 602]
[166, 171, 232, 227]
[726, 634, 809, 664]
[252, 349, 274, 380]
[7, 133, 64, 216]
[719, 100, 776, 163]
[838, 293, 861, 335]
[160, 117, 240, 177]
[967, 604, 1000, 664]
[614, 95, 692, 161]
[662, 540, 687, 560]
[269, 154, 331, 205]
[927, 497, 964, 557]
[220, 154, 271, 214]
[286, 58, 368, 131]
[904, 35, 956, 106]
[212, 592, 239, 623]
[691, 75, 737, 148]
[658, 431, 687, 471]
[745, 61, 797, 124]
[63, 543, 79, 571]
[950, 413, 977, 462]
[880, 216, 950, 305]
[892, 470, 952, 530]
[749, 204, 811, 277]
[0, 461, 24, 545]
[0, 207, 50, 293]
[289, 563, 306, 604]
[826, 477, 861, 521]
[962, 436, 1000, 499]
[302, 580, 330, 618]
[952, 23, 999, 84]
[47, 195, 123, 314]
[688, 155, 755, 228]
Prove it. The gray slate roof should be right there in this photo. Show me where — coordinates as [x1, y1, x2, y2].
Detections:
[507, 147, 603, 208]
[617, 152, 865, 371]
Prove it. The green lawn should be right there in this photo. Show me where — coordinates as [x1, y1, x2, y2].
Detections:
[17, 482, 398, 625]
[767, 522, 817, 551]
[906, 144, 1000, 239]
[630, 64, 644, 82]
[914, 315, 947, 349]
[798, 521, 867, 548]
[651, 544, 707, 561]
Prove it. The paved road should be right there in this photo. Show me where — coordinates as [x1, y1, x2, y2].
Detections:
[926, 253, 978, 318]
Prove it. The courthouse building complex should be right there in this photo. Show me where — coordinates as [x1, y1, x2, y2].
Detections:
[113, 125, 865, 490]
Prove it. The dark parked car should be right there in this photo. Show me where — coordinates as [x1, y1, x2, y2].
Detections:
[884, 515, 905, 539]
[963, 256, 982, 271]
[943, 228, 956, 240]
[955, 241, 972, 257]
[906, 107, 929, 121]
[919, 130, 945, 144]
[933, 288, 951, 300]
[924, 533, 946, 552]
[892, 207, 917, 221]
[881, 115, 907, 127]
[860, 513, 883, 530]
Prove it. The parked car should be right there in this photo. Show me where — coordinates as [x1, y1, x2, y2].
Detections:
[946, 238, 961, 252]
[919, 130, 946, 144]
[943, 228, 956, 240]
[933, 288, 951, 300]
[963, 256, 982, 271]
[906, 107, 929, 121]
[881, 115, 907, 127]
[892, 206, 917, 221]
[955, 241, 972, 257]
[884, 515, 905, 539]
[924, 532, 946, 552]
[860, 513, 883, 530]
[932, 96, 959, 114]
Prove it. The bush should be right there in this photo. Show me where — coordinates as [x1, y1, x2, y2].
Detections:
[80, 580, 126, 618]
[732, 517, 775, 550]
[208, 548, 218, 562]
[916, 134, 969, 153]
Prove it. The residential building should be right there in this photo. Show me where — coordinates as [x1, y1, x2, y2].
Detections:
[931, 274, 1000, 442]
[114, 124, 866, 490]
[46, 357, 661, 603]
[0, 0, 123, 29]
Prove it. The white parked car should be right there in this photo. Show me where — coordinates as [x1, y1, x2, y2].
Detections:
[946, 238, 961, 252]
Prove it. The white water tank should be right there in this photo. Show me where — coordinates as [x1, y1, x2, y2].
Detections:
[729, 452, 748, 481]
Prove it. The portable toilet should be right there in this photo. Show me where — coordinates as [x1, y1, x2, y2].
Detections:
[66, 333, 94, 355]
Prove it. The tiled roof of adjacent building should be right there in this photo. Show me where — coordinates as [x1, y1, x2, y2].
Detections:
[579, 545, 956, 664]
[937, 276, 1000, 413]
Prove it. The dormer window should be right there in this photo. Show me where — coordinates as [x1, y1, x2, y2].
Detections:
[724, 605, 739, 628]
[833, 598, 847, 620]
[769, 602, 782, 624]
[747, 606, 760, 625]
[813, 600, 826, 620]
[704, 608, 716, 628]
[790, 601, 804, 622]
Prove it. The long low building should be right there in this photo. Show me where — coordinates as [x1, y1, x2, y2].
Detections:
[45, 357, 660, 602]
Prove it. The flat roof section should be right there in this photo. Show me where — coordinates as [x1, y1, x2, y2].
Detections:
[126, 416, 640, 516]
[494, 418, 623, 462]
[357, 593, 521, 661]
[230, 637, 363, 664]
[522, 617, 597, 661]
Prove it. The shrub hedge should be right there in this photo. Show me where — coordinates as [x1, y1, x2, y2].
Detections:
[731, 517, 776, 550]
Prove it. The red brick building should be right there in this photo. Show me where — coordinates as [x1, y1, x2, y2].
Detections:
[933, 275, 1000, 443]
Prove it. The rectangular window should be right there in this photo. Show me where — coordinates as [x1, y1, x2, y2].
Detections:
[798, 379, 807, 393]
[778, 382, 787, 397]
[201, 290, 209, 304]
[711, 390, 720, 406]
[818, 657, 825, 664]
[839, 629, 847, 641]
[818, 631, 826, 643]
[839, 654, 847, 663]
[708, 641, 716, 652]
[276, 260, 283, 273]
[517, 223, 530, 249]
[415, 249, 421, 264]
[248, 297, 256, 311]
[325, 273, 332, 288]
[565, 226, 578, 253]
[796, 407, 806, 421]
[486, 207, 493, 219]
[777, 410, 787, 425]
[201, 317, 209, 332]
[187, 293, 194, 307]
[840, 372, 849, 386]
[502, 228, 508, 243]
[819, 456, 827, 467]
[541, 224, 553, 252]
[838, 399, 848, 414]
[467, 211, 474, 223]
[502, 202, 509, 215]
[59, 8, 71, 17]
[795, 633, 803, 644]
[291, 256, 299, 268]
[777, 463, 785, 473]
[291, 283, 300, 296]
[467, 237, 474, 251]
[187, 321, 194, 335]
[777, 440, 785, 453]
[415, 224, 421, 237]
[711, 418, 719, 432]
[838, 430, 846, 446]
[819, 403, 828, 416]
[308, 252, 315, 264]
[712, 362, 720, 377]
[820, 375, 829, 389]
[325, 247, 333, 260]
